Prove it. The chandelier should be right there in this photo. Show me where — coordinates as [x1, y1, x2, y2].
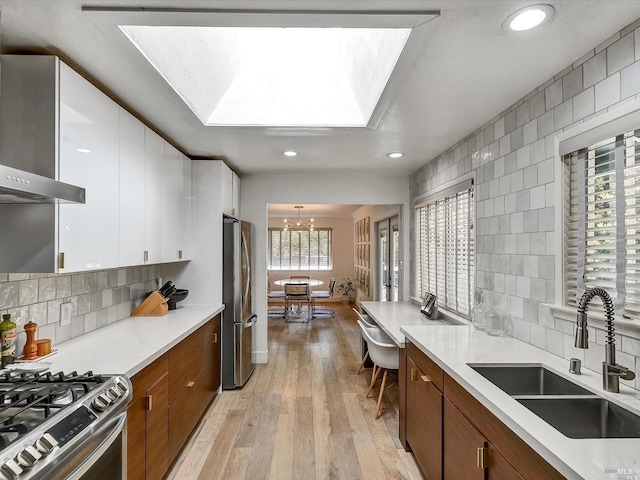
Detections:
[284, 206, 314, 231]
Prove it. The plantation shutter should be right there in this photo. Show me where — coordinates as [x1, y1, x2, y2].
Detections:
[416, 179, 474, 317]
[565, 129, 640, 318]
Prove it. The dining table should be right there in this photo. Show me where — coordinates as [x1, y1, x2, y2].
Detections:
[273, 278, 324, 317]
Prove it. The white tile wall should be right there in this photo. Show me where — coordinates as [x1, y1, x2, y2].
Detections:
[0, 266, 160, 355]
[410, 18, 640, 390]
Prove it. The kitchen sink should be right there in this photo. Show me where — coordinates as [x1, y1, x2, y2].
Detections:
[517, 397, 640, 438]
[469, 364, 593, 395]
[469, 363, 640, 439]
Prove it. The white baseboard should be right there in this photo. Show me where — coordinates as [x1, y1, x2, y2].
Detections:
[252, 349, 268, 364]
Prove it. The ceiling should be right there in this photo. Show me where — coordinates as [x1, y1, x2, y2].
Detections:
[1, 1, 639, 176]
[268, 203, 362, 218]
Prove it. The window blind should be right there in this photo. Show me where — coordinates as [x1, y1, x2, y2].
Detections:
[416, 180, 474, 317]
[268, 228, 332, 270]
[565, 129, 640, 319]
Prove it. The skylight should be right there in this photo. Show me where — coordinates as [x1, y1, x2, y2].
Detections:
[119, 26, 410, 127]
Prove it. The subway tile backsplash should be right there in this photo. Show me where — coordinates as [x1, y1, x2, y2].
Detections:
[0, 266, 160, 357]
[410, 18, 640, 390]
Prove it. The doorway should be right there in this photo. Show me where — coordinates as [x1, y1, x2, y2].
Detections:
[377, 215, 400, 302]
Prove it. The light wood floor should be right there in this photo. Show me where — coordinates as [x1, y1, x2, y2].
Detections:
[166, 304, 424, 480]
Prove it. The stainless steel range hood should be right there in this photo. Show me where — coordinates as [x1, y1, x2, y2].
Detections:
[0, 164, 85, 204]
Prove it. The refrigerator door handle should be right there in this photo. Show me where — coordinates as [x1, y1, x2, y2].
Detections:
[244, 314, 257, 329]
[241, 229, 251, 309]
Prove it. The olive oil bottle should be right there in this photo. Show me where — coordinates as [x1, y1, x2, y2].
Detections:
[0, 314, 17, 367]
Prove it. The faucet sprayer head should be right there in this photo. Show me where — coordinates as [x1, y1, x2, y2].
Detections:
[575, 312, 589, 348]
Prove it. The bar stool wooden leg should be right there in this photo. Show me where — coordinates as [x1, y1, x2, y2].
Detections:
[357, 351, 370, 374]
[366, 365, 380, 398]
[375, 370, 388, 419]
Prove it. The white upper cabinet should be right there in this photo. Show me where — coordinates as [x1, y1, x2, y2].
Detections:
[144, 127, 164, 265]
[179, 155, 192, 261]
[58, 62, 120, 272]
[0, 55, 192, 272]
[118, 108, 146, 267]
[221, 163, 240, 218]
[161, 141, 182, 262]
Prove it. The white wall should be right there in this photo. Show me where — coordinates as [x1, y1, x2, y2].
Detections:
[241, 172, 410, 363]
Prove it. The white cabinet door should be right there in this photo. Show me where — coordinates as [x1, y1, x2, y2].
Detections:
[220, 163, 234, 217]
[58, 62, 120, 272]
[119, 108, 146, 266]
[144, 127, 164, 264]
[178, 155, 192, 261]
[162, 141, 181, 262]
[232, 171, 240, 218]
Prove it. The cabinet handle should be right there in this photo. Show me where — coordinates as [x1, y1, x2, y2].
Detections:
[420, 374, 431, 383]
[58, 252, 65, 269]
[145, 395, 153, 411]
[144, 250, 149, 262]
[178, 249, 183, 260]
[410, 368, 417, 381]
[212, 333, 218, 343]
[476, 447, 486, 469]
[186, 381, 195, 388]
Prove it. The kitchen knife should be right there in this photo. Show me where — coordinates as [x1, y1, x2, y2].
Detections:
[159, 281, 173, 297]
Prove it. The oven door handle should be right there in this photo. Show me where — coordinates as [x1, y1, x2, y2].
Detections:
[66, 413, 127, 480]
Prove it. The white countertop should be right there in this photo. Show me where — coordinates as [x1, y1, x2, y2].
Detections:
[40, 304, 225, 377]
[401, 324, 640, 480]
[359, 301, 465, 347]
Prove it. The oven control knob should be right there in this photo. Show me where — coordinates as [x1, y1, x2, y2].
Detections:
[106, 386, 121, 401]
[16, 445, 42, 469]
[92, 393, 112, 411]
[35, 433, 58, 456]
[114, 379, 129, 395]
[0, 459, 23, 479]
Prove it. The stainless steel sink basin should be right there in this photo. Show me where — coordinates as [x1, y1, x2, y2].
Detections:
[517, 397, 640, 438]
[470, 364, 592, 395]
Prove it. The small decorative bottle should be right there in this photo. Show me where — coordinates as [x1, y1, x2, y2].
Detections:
[0, 314, 17, 367]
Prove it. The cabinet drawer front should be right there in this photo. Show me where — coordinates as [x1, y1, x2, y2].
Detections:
[169, 325, 207, 402]
[168, 367, 215, 462]
[444, 373, 564, 480]
[406, 340, 444, 391]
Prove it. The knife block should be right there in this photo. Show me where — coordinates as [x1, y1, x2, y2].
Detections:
[131, 290, 168, 316]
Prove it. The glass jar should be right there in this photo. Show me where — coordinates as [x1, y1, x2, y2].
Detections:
[486, 307, 507, 337]
[470, 289, 488, 331]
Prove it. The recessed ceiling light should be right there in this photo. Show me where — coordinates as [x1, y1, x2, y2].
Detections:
[504, 4, 554, 32]
[283, 151, 298, 157]
[387, 152, 404, 159]
[76, 148, 91, 154]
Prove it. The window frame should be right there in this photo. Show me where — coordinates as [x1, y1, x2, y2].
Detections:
[267, 227, 333, 271]
[562, 128, 640, 320]
[414, 178, 475, 318]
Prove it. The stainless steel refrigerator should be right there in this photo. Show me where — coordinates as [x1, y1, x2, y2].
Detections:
[222, 216, 257, 389]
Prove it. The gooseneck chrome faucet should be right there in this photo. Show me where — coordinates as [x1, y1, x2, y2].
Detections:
[575, 288, 636, 392]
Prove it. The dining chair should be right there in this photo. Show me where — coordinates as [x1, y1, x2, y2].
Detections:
[311, 277, 336, 318]
[284, 283, 312, 322]
[267, 275, 286, 317]
[352, 308, 393, 374]
[357, 319, 399, 419]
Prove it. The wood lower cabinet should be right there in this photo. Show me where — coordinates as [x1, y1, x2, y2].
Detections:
[404, 340, 563, 480]
[128, 314, 222, 479]
[127, 354, 169, 480]
[406, 343, 443, 479]
[168, 315, 221, 464]
[444, 398, 522, 480]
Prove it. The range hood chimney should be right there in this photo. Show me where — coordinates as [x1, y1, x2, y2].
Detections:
[0, 15, 86, 205]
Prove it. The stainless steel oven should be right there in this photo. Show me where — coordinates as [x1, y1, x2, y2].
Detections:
[0, 371, 131, 480]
